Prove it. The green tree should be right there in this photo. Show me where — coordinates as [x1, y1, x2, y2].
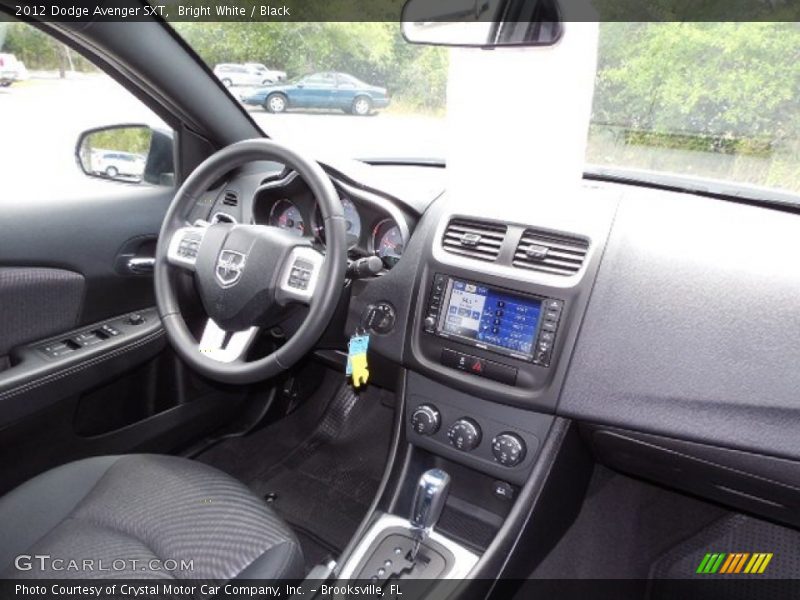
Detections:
[1, 21, 96, 74]
[593, 23, 800, 143]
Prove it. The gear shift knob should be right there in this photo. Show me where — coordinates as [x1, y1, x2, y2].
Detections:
[410, 468, 451, 535]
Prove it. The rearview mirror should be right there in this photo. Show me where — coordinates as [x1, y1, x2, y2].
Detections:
[76, 124, 175, 186]
[402, 0, 562, 47]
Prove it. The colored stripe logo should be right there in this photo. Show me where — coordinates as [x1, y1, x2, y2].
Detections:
[696, 552, 773, 574]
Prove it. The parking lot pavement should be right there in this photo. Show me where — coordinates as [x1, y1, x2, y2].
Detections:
[2, 76, 445, 198]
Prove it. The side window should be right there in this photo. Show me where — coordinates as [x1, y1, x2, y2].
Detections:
[337, 74, 359, 86]
[0, 19, 174, 194]
[305, 73, 336, 86]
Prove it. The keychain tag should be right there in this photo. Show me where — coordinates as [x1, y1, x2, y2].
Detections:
[346, 333, 370, 388]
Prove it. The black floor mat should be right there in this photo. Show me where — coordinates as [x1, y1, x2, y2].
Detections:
[532, 466, 728, 580]
[528, 466, 800, 599]
[197, 371, 395, 570]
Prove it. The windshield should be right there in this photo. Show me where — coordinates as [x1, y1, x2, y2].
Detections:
[173, 22, 449, 158]
[173, 21, 800, 197]
[5, 18, 794, 198]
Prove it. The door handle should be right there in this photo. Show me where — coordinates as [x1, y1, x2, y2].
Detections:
[126, 257, 155, 274]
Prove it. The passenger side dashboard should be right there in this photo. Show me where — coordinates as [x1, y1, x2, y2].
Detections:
[345, 165, 800, 533]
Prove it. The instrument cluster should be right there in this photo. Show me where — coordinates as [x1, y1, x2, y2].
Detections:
[256, 174, 408, 269]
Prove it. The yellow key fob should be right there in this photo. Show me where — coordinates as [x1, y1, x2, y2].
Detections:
[351, 353, 370, 388]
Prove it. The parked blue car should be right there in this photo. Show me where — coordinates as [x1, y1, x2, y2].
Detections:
[241, 71, 390, 116]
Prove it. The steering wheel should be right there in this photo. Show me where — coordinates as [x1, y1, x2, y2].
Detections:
[154, 139, 346, 384]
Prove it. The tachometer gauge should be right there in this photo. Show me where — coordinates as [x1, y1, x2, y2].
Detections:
[269, 199, 305, 237]
[372, 219, 404, 267]
[314, 197, 361, 249]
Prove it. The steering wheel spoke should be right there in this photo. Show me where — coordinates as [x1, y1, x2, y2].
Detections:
[166, 224, 208, 271]
[276, 245, 326, 305]
[198, 319, 259, 363]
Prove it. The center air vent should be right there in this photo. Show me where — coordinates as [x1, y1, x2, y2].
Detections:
[513, 229, 589, 276]
[442, 218, 507, 262]
[222, 190, 239, 206]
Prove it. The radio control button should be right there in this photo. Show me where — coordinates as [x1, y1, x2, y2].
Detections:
[544, 309, 561, 321]
[423, 316, 437, 332]
[544, 299, 563, 311]
[541, 320, 557, 332]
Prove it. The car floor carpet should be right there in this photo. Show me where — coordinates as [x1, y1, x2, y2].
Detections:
[528, 465, 800, 599]
[196, 370, 395, 570]
[530, 465, 728, 580]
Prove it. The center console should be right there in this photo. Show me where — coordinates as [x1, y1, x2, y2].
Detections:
[333, 192, 617, 591]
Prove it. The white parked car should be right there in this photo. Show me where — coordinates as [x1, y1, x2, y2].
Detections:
[91, 150, 146, 179]
[244, 62, 286, 83]
[0, 53, 22, 87]
[213, 63, 282, 87]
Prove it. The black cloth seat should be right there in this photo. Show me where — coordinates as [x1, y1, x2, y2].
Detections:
[0, 455, 303, 580]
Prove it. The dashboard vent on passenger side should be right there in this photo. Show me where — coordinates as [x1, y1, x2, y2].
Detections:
[513, 229, 589, 276]
[222, 190, 239, 206]
[442, 218, 507, 262]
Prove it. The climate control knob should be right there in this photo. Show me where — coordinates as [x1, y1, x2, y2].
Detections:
[411, 404, 441, 436]
[491, 432, 526, 467]
[447, 418, 482, 451]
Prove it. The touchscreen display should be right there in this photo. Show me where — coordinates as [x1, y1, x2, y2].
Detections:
[440, 279, 541, 358]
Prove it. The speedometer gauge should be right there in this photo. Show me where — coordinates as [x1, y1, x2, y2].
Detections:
[372, 219, 404, 267]
[313, 197, 361, 249]
[269, 199, 305, 237]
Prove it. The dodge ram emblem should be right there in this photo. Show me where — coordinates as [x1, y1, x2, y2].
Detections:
[215, 250, 246, 288]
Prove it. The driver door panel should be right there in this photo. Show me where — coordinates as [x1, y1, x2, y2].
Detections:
[0, 182, 245, 492]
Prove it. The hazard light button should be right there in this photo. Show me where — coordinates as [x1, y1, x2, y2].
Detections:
[441, 348, 517, 385]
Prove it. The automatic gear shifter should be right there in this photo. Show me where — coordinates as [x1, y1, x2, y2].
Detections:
[350, 468, 456, 581]
[408, 468, 451, 561]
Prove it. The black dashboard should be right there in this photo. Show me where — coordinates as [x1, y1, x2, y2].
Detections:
[186, 158, 800, 532]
